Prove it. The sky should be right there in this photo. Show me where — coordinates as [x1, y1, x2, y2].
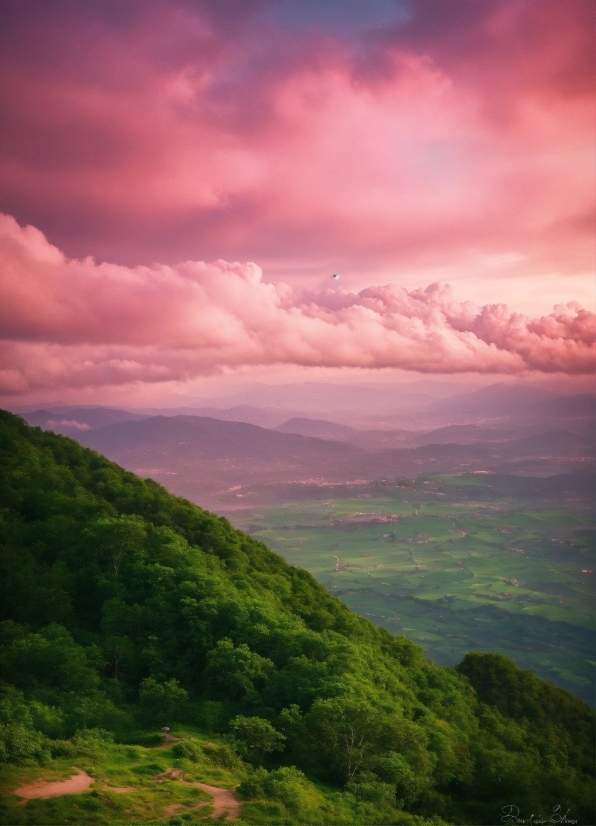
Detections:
[0, 0, 594, 406]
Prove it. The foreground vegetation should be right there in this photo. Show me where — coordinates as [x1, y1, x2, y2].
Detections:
[0, 725, 450, 825]
[0, 410, 594, 824]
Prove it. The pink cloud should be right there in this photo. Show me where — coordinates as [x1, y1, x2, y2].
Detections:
[0, 214, 593, 395]
[0, 0, 592, 289]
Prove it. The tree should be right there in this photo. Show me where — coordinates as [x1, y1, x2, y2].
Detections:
[307, 698, 380, 782]
[85, 515, 146, 576]
[203, 639, 275, 700]
[138, 677, 188, 725]
[102, 635, 134, 680]
[228, 715, 286, 764]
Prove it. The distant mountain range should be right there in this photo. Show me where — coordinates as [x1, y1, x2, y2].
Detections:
[274, 418, 537, 450]
[58, 416, 593, 509]
[73, 415, 368, 504]
[25, 406, 146, 430]
[181, 379, 477, 413]
[20, 382, 594, 433]
[18, 383, 593, 509]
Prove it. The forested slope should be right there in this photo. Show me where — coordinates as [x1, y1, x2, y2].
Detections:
[0, 410, 593, 825]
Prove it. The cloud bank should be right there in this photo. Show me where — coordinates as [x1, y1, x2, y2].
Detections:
[0, 0, 593, 293]
[0, 215, 593, 394]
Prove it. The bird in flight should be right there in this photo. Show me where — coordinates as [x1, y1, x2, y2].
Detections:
[331, 273, 340, 279]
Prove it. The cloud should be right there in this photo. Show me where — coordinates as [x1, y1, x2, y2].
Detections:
[0, 0, 592, 286]
[0, 214, 593, 394]
[46, 420, 92, 431]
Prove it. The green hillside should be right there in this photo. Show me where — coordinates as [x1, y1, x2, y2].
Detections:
[0, 410, 593, 825]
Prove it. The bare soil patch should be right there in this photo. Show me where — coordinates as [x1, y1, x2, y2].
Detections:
[184, 780, 241, 820]
[14, 768, 94, 799]
[157, 769, 240, 820]
[157, 732, 181, 748]
[164, 803, 184, 816]
[153, 767, 184, 782]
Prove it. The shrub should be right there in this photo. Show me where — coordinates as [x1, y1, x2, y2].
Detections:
[238, 766, 310, 813]
[172, 739, 203, 762]
[0, 722, 50, 765]
[346, 771, 396, 805]
[228, 715, 285, 764]
[237, 767, 268, 799]
[51, 727, 114, 760]
[369, 751, 420, 805]
[202, 741, 243, 769]
[263, 766, 309, 812]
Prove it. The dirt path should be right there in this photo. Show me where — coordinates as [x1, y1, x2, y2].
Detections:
[155, 768, 240, 820]
[156, 732, 181, 749]
[14, 769, 94, 799]
[13, 764, 240, 821]
[184, 781, 241, 820]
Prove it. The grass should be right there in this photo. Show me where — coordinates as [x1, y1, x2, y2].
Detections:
[0, 732, 216, 826]
[230, 475, 595, 705]
[0, 728, 448, 826]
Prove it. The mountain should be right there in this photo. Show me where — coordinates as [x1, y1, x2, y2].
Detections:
[412, 424, 529, 445]
[384, 379, 477, 397]
[194, 404, 310, 428]
[275, 417, 361, 441]
[0, 409, 593, 825]
[224, 382, 588, 430]
[24, 406, 145, 434]
[274, 417, 414, 449]
[80, 414, 367, 464]
[434, 382, 555, 417]
[378, 383, 594, 432]
[76, 415, 369, 505]
[195, 381, 467, 414]
[68, 414, 592, 509]
[513, 429, 593, 455]
[138, 404, 314, 428]
[274, 418, 564, 450]
[25, 383, 589, 445]
[529, 393, 595, 418]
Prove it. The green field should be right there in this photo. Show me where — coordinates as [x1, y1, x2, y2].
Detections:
[230, 475, 595, 704]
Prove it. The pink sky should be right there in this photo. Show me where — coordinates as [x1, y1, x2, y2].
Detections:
[0, 0, 593, 403]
